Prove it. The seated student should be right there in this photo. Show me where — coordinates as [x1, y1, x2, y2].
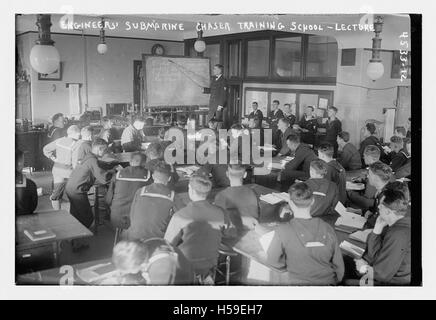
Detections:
[359, 123, 387, 163]
[348, 145, 382, 210]
[363, 162, 394, 223]
[387, 136, 409, 172]
[121, 115, 146, 152]
[164, 174, 228, 278]
[247, 102, 263, 129]
[394, 126, 407, 139]
[124, 161, 175, 241]
[65, 139, 112, 231]
[394, 138, 411, 179]
[317, 143, 346, 204]
[214, 164, 259, 231]
[337, 131, 362, 170]
[274, 117, 294, 157]
[15, 149, 38, 216]
[112, 239, 194, 285]
[73, 126, 94, 168]
[305, 159, 339, 217]
[144, 142, 179, 187]
[43, 124, 81, 210]
[106, 152, 152, 230]
[354, 189, 411, 285]
[267, 182, 344, 285]
[280, 133, 318, 190]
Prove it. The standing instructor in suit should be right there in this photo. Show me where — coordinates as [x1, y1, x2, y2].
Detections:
[204, 64, 227, 130]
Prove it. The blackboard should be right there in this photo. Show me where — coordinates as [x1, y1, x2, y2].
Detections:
[143, 55, 211, 107]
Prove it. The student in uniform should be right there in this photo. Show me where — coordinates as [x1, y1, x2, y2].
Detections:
[305, 159, 339, 217]
[294, 105, 317, 146]
[274, 117, 294, 157]
[15, 149, 38, 216]
[267, 182, 344, 285]
[394, 138, 411, 179]
[387, 136, 409, 172]
[164, 174, 228, 279]
[394, 126, 407, 139]
[318, 106, 342, 157]
[336, 131, 362, 170]
[248, 102, 263, 129]
[359, 123, 387, 163]
[354, 189, 411, 285]
[124, 161, 175, 241]
[112, 239, 194, 285]
[121, 115, 146, 152]
[43, 125, 81, 210]
[46, 113, 67, 143]
[347, 145, 382, 211]
[214, 164, 259, 231]
[73, 126, 94, 168]
[144, 142, 179, 187]
[267, 100, 284, 147]
[106, 152, 152, 231]
[317, 143, 346, 204]
[280, 133, 318, 190]
[65, 139, 112, 230]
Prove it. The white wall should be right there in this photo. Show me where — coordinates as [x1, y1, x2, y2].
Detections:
[17, 32, 184, 124]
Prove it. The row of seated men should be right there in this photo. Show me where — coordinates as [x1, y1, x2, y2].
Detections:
[16, 127, 412, 285]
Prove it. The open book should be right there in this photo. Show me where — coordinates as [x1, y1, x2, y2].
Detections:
[335, 202, 367, 230]
[339, 240, 365, 259]
[176, 165, 200, 176]
[259, 192, 290, 205]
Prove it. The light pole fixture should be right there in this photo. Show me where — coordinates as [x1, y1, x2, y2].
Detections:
[194, 27, 206, 54]
[29, 14, 60, 75]
[97, 17, 108, 55]
[366, 15, 384, 81]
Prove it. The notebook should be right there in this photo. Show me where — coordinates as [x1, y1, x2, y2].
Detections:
[24, 228, 56, 242]
[334, 202, 367, 230]
[349, 229, 373, 243]
[339, 240, 365, 259]
[346, 181, 365, 191]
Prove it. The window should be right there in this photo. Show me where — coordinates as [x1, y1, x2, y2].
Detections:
[306, 36, 338, 78]
[341, 48, 356, 66]
[204, 43, 220, 74]
[228, 41, 241, 78]
[273, 36, 302, 78]
[391, 51, 411, 79]
[246, 39, 270, 77]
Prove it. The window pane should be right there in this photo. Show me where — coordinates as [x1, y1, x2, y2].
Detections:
[306, 36, 338, 78]
[204, 43, 220, 74]
[246, 39, 270, 77]
[274, 36, 302, 77]
[228, 41, 241, 77]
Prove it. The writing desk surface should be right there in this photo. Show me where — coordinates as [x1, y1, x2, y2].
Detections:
[17, 258, 112, 285]
[16, 210, 93, 249]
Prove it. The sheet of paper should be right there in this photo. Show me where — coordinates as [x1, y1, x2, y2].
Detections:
[246, 259, 271, 283]
[335, 201, 348, 216]
[346, 181, 365, 191]
[259, 194, 283, 205]
[335, 216, 366, 229]
[259, 231, 275, 252]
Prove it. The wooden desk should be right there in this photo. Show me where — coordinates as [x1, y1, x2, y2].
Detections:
[16, 210, 93, 268]
[17, 258, 113, 285]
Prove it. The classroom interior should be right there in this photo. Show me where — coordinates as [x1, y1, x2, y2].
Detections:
[15, 14, 414, 286]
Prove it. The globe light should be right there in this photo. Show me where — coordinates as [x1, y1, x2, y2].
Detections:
[194, 39, 206, 53]
[97, 43, 108, 55]
[366, 61, 384, 81]
[29, 44, 60, 74]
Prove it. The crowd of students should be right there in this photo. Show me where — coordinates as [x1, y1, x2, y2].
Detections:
[15, 107, 412, 285]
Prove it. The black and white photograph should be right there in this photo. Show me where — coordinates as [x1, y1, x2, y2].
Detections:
[3, 0, 433, 303]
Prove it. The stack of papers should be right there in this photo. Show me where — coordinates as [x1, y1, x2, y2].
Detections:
[349, 229, 373, 243]
[335, 202, 367, 229]
[346, 181, 365, 191]
[176, 166, 200, 176]
[339, 240, 365, 258]
[259, 192, 290, 205]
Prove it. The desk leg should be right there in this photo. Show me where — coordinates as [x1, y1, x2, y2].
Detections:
[52, 241, 60, 267]
[94, 185, 99, 235]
